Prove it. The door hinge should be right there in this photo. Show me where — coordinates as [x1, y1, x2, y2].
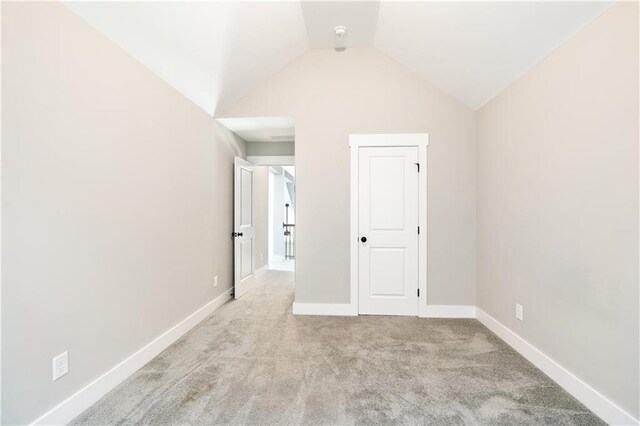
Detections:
[418, 226, 420, 235]
[414, 162, 420, 172]
[417, 288, 420, 297]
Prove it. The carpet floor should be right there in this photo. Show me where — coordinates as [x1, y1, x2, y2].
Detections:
[73, 270, 603, 425]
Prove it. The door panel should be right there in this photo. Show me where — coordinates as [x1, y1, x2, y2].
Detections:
[358, 146, 418, 316]
[370, 156, 405, 230]
[234, 157, 255, 299]
[240, 168, 253, 227]
[369, 248, 406, 297]
[240, 239, 253, 279]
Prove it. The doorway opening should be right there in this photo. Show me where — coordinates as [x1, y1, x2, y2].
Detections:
[217, 117, 295, 299]
[268, 166, 295, 272]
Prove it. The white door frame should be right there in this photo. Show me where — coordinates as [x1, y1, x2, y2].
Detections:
[349, 133, 429, 317]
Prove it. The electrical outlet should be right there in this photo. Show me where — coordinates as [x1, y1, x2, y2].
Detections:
[515, 303, 524, 321]
[213, 276, 219, 288]
[52, 351, 69, 381]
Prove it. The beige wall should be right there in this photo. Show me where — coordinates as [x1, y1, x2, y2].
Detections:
[247, 142, 295, 156]
[4, 0, 636, 423]
[1, 3, 245, 423]
[222, 48, 477, 306]
[477, 2, 639, 418]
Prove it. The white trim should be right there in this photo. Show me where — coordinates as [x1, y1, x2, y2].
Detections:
[476, 308, 639, 426]
[0, 3, 4, 418]
[247, 155, 294, 166]
[31, 288, 234, 425]
[291, 303, 472, 318]
[349, 138, 359, 314]
[349, 133, 430, 148]
[421, 305, 476, 318]
[0, 1, 3, 417]
[349, 133, 429, 317]
[292, 302, 358, 316]
[254, 264, 269, 275]
[270, 255, 285, 262]
[234, 265, 269, 299]
[417, 140, 428, 317]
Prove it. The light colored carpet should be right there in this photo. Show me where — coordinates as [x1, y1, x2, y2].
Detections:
[73, 270, 603, 425]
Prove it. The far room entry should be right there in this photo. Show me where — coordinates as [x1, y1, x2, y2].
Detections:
[218, 117, 296, 299]
[350, 134, 428, 316]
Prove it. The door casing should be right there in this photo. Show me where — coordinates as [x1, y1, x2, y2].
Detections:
[349, 134, 429, 317]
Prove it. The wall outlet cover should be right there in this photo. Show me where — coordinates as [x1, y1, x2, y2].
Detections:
[52, 351, 69, 381]
[214, 276, 219, 287]
[515, 303, 524, 321]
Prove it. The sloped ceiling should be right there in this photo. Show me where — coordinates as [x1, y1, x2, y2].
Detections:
[374, 1, 613, 109]
[64, 1, 309, 115]
[65, 1, 613, 115]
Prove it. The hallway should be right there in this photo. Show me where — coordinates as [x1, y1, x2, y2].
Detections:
[72, 270, 600, 425]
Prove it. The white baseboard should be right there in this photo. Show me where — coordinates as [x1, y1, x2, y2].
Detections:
[29, 297, 637, 426]
[476, 308, 638, 426]
[31, 288, 234, 425]
[254, 264, 268, 275]
[292, 303, 475, 318]
[421, 305, 476, 318]
[270, 255, 285, 262]
[235, 267, 269, 299]
[292, 302, 357, 316]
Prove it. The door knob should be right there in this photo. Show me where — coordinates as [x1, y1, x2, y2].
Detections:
[360, 236, 367, 243]
[238, 232, 243, 237]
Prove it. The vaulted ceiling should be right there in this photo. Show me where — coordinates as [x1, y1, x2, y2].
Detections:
[65, 1, 612, 116]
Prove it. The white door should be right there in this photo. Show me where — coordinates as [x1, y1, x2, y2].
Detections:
[234, 157, 255, 299]
[358, 146, 419, 316]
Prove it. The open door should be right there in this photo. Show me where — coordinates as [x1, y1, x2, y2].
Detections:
[234, 157, 255, 299]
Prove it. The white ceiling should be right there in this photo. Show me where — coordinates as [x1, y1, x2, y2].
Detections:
[374, 1, 613, 109]
[301, 1, 380, 49]
[216, 117, 295, 143]
[64, 1, 613, 114]
[65, 1, 309, 115]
